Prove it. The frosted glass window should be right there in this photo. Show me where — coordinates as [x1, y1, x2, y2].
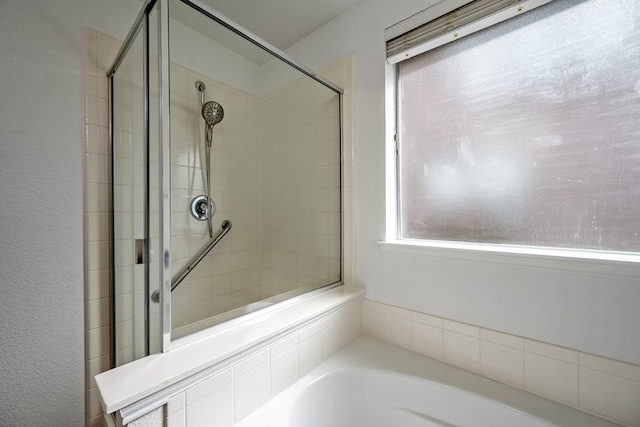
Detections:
[398, 0, 640, 252]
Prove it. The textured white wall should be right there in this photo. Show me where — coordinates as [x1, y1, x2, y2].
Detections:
[0, 1, 141, 425]
[286, 0, 640, 366]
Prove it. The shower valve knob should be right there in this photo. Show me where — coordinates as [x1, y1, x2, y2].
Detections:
[190, 195, 216, 220]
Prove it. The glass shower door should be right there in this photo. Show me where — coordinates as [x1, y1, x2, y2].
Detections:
[110, 2, 162, 366]
[110, 0, 343, 358]
[166, 0, 343, 340]
[111, 23, 146, 366]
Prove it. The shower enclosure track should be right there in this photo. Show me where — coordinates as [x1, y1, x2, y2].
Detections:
[151, 219, 232, 302]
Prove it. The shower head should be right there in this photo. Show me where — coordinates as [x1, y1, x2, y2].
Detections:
[202, 101, 224, 128]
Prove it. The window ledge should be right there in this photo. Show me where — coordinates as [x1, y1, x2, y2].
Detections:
[95, 285, 364, 418]
[378, 240, 640, 279]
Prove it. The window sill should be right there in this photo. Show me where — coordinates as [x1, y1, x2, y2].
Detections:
[378, 240, 640, 279]
[95, 285, 364, 419]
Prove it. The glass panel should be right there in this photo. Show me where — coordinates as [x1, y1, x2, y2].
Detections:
[168, 0, 341, 339]
[398, 0, 640, 252]
[112, 25, 146, 366]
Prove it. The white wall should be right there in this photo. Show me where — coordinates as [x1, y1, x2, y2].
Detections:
[0, 1, 141, 425]
[286, 0, 640, 366]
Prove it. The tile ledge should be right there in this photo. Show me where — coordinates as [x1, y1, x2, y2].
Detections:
[95, 285, 364, 417]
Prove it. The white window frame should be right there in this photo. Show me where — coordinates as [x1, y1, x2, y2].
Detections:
[381, 0, 640, 269]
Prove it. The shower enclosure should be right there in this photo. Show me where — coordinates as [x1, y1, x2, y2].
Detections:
[109, 0, 342, 366]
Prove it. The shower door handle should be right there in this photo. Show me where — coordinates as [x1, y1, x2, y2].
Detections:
[135, 239, 147, 265]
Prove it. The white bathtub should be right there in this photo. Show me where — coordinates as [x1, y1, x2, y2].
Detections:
[237, 337, 620, 427]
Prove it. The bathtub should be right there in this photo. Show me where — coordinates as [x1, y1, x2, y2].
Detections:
[237, 336, 620, 427]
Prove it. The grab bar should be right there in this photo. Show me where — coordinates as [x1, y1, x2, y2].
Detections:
[151, 219, 232, 303]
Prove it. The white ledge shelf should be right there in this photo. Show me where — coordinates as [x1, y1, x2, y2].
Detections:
[95, 285, 364, 416]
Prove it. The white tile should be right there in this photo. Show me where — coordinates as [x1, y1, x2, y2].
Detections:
[348, 305, 363, 340]
[85, 94, 108, 127]
[321, 319, 346, 359]
[87, 415, 104, 427]
[321, 308, 360, 360]
[579, 367, 640, 426]
[86, 297, 110, 330]
[443, 319, 479, 338]
[186, 369, 232, 406]
[298, 321, 322, 342]
[319, 307, 344, 329]
[232, 251, 250, 270]
[187, 382, 233, 427]
[166, 410, 185, 427]
[234, 363, 270, 422]
[166, 393, 185, 417]
[525, 339, 578, 364]
[481, 341, 525, 387]
[443, 330, 480, 373]
[411, 311, 442, 328]
[525, 353, 578, 406]
[481, 328, 524, 350]
[83, 27, 98, 67]
[171, 165, 190, 190]
[343, 259, 356, 287]
[189, 278, 213, 303]
[85, 153, 100, 184]
[84, 182, 109, 212]
[271, 333, 298, 358]
[87, 326, 110, 359]
[84, 64, 100, 98]
[299, 331, 322, 376]
[363, 306, 384, 341]
[87, 387, 102, 419]
[86, 268, 110, 300]
[85, 212, 109, 242]
[96, 33, 121, 71]
[579, 352, 640, 382]
[384, 313, 411, 350]
[87, 354, 111, 389]
[86, 124, 109, 156]
[384, 304, 411, 319]
[170, 64, 188, 95]
[411, 321, 443, 361]
[271, 345, 299, 396]
[364, 298, 384, 313]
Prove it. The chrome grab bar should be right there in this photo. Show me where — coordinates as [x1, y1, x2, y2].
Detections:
[151, 220, 232, 303]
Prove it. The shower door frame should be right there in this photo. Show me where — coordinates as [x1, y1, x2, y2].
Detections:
[108, 0, 171, 364]
[109, 0, 345, 361]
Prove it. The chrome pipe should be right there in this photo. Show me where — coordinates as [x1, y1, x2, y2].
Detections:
[195, 80, 215, 238]
[205, 141, 213, 238]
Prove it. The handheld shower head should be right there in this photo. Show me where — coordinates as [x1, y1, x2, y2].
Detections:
[202, 101, 224, 128]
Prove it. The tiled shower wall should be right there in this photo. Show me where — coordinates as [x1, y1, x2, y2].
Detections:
[83, 27, 119, 427]
[110, 35, 150, 364]
[83, 25, 357, 426]
[260, 77, 342, 297]
[169, 60, 348, 337]
[169, 65, 263, 338]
